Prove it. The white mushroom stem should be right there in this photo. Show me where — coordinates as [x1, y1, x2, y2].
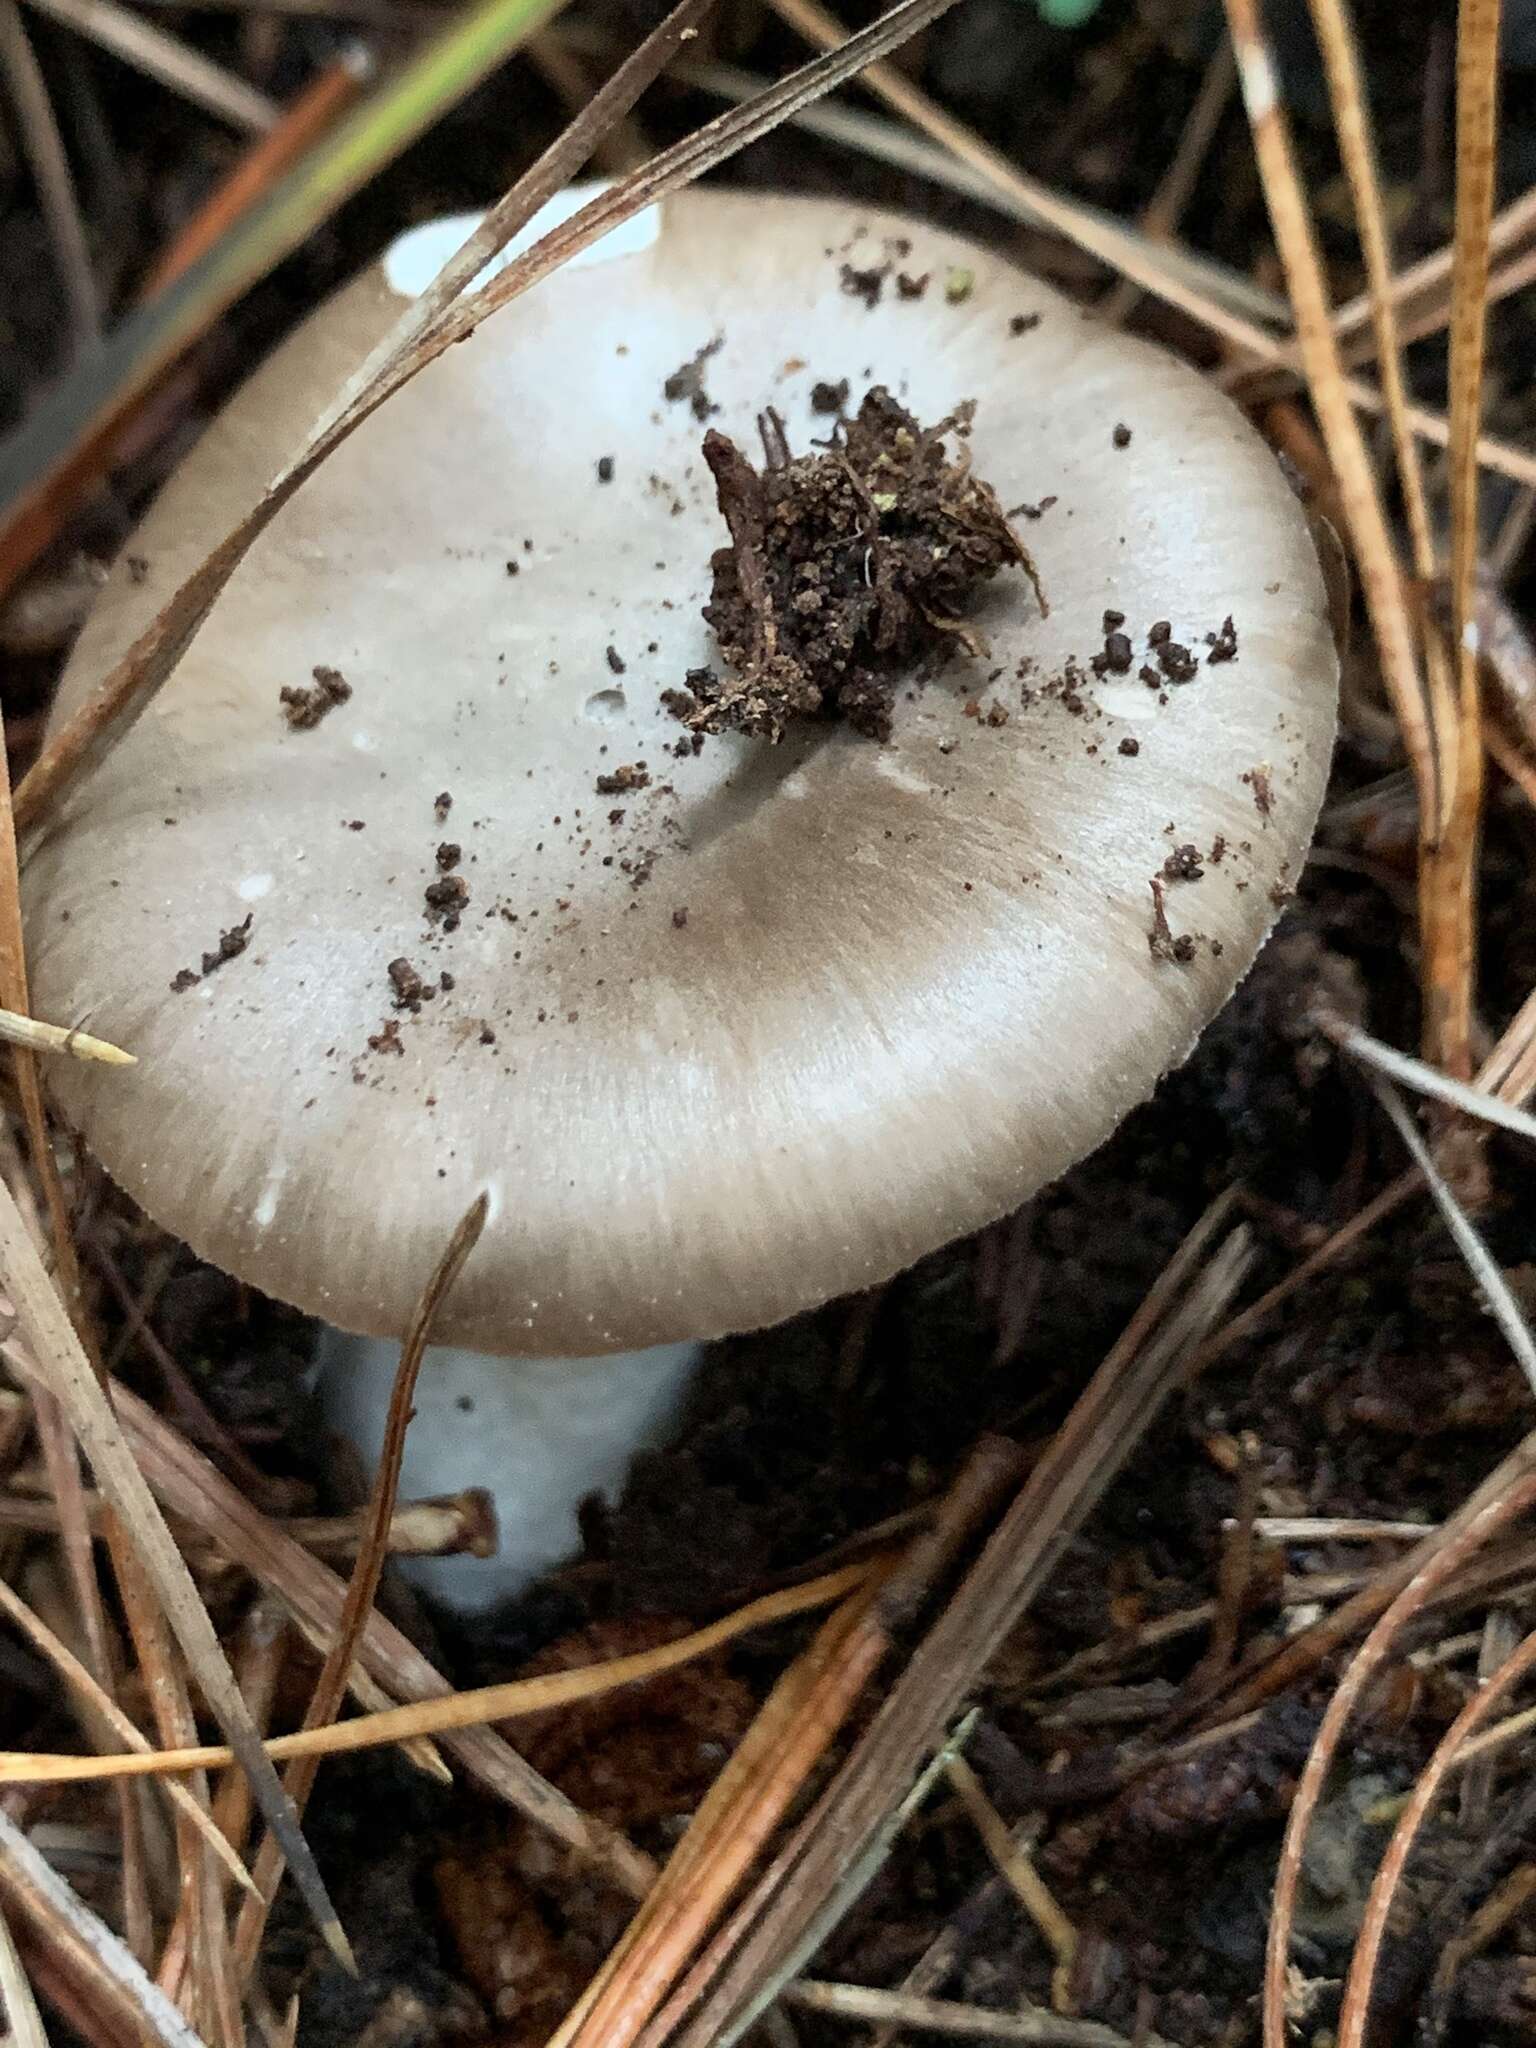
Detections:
[316, 1333, 703, 1611]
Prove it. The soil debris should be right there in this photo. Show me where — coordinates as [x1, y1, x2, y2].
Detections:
[672, 387, 1043, 743]
[279, 664, 351, 729]
[170, 912, 254, 991]
[435, 842, 461, 871]
[388, 958, 434, 1011]
[811, 378, 849, 414]
[434, 791, 453, 822]
[596, 455, 615, 483]
[1010, 311, 1041, 335]
[1112, 422, 1133, 447]
[839, 260, 889, 307]
[605, 645, 627, 675]
[1206, 614, 1239, 662]
[596, 763, 650, 796]
[425, 875, 469, 929]
[896, 270, 930, 299]
[663, 335, 723, 421]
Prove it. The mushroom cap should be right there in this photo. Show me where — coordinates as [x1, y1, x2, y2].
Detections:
[25, 188, 1337, 1356]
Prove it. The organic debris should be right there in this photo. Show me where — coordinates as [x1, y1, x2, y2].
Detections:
[672, 388, 1043, 743]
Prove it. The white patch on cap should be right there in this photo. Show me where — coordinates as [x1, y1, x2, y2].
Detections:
[351, 729, 376, 752]
[238, 872, 273, 901]
[253, 1169, 285, 1230]
[382, 184, 662, 301]
[1463, 618, 1482, 655]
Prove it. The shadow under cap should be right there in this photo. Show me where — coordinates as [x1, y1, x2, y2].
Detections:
[23, 188, 1339, 1357]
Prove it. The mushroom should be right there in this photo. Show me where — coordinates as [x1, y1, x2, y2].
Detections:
[22, 188, 1337, 1608]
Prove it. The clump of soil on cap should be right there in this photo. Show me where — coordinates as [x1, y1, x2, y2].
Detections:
[670, 387, 1043, 744]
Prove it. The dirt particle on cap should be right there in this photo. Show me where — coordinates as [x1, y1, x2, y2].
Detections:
[1118, 735, 1140, 756]
[672, 907, 689, 928]
[425, 875, 470, 928]
[169, 968, 199, 993]
[839, 261, 889, 308]
[663, 335, 724, 421]
[896, 271, 930, 300]
[1009, 495, 1057, 521]
[1148, 620, 1171, 646]
[811, 378, 849, 415]
[505, 559, 520, 576]
[1243, 766, 1275, 817]
[596, 455, 615, 483]
[436, 842, 462, 871]
[1157, 637, 1199, 683]
[1162, 843, 1205, 882]
[1009, 312, 1041, 336]
[434, 791, 453, 822]
[606, 645, 627, 675]
[1205, 614, 1239, 663]
[479, 1024, 496, 1045]
[1102, 608, 1125, 631]
[1112, 423, 1133, 448]
[187, 913, 253, 982]
[944, 267, 974, 304]
[126, 554, 149, 584]
[280, 664, 352, 730]
[344, 818, 365, 831]
[388, 958, 435, 1011]
[367, 1018, 404, 1056]
[596, 763, 651, 796]
[1093, 630, 1134, 676]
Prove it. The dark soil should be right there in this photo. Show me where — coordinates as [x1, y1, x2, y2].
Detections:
[671, 388, 1040, 744]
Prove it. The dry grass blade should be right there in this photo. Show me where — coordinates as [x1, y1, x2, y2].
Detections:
[0, 1808, 207, 2048]
[1336, 1621, 1536, 2048]
[0, 1894, 47, 2048]
[0, 1180, 351, 1968]
[1219, 0, 1469, 1069]
[664, 1203, 1252, 2048]
[0, 0, 99, 348]
[1441, 0, 1502, 1045]
[781, 1982, 1172, 2046]
[23, 0, 278, 130]
[1319, 1014, 1536, 1146]
[0, 1565, 874, 1782]
[0, 1575, 256, 1894]
[0, 1008, 134, 1063]
[1369, 1074, 1536, 1395]
[232, 1193, 487, 1980]
[10, 0, 971, 839]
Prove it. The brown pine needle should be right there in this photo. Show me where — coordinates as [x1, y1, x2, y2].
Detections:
[0, 0, 99, 348]
[232, 1192, 488, 1982]
[23, 0, 278, 130]
[0, 1895, 48, 2048]
[0, 1575, 256, 1896]
[0, 1007, 134, 1064]
[1337, 1620, 1536, 2048]
[0, 1564, 873, 1784]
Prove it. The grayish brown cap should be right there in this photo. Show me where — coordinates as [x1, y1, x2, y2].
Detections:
[24, 188, 1337, 1355]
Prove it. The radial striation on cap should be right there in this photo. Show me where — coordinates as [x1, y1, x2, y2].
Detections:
[24, 189, 1338, 1355]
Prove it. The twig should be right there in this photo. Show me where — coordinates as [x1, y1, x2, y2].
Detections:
[1330, 179, 1536, 347]
[232, 1194, 487, 1980]
[945, 1755, 1076, 2006]
[0, 1008, 134, 1064]
[0, 0, 100, 348]
[781, 1982, 1174, 2047]
[0, 1894, 47, 2048]
[0, 1808, 207, 2048]
[24, 0, 278, 130]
